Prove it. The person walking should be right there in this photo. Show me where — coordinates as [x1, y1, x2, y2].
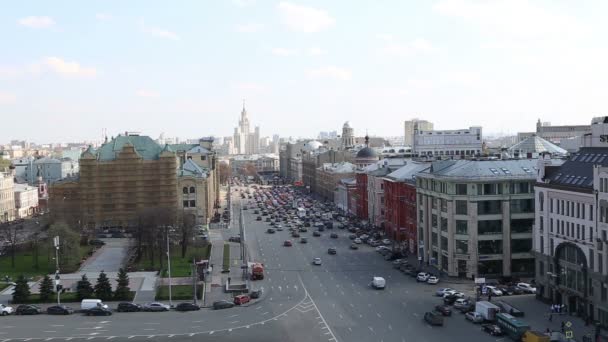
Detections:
[561, 321, 565, 333]
[549, 313, 553, 322]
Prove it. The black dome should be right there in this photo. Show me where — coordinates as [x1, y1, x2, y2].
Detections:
[356, 147, 378, 158]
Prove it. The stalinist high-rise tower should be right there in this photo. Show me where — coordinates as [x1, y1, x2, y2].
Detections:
[232, 102, 260, 155]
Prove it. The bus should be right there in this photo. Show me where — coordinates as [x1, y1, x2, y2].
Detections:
[496, 313, 530, 341]
[297, 208, 306, 218]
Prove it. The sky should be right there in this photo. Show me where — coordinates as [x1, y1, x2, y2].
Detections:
[2, 0, 608, 144]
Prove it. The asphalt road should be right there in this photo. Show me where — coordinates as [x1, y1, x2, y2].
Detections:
[0, 186, 539, 342]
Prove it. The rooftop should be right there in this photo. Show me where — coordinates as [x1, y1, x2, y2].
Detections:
[418, 159, 542, 180]
[543, 147, 608, 189]
[385, 161, 431, 183]
[508, 135, 567, 155]
[95, 135, 165, 161]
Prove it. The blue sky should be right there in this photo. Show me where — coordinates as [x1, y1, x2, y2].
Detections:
[2, 0, 608, 143]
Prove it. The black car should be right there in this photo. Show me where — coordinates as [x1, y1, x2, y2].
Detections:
[424, 311, 444, 326]
[267, 228, 276, 234]
[318, 226, 325, 232]
[482, 324, 503, 336]
[250, 290, 262, 299]
[84, 307, 112, 316]
[434, 305, 452, 316]
[16, 304, 41, 315]
[175, 303, 200, 312]
[300, 237, 308, 244]
[256, 216, 262, 221]
[213, 300, 235, 310]
[89, 239, 106, 246]
[330, 233, 338, 239]
[313, 231, 321, 237]
[443, 295, 458, 305]
[47, 305, 74, 315]
[116, 302, 142, 312]
[328, 248, 337, 255]
[350, 244, 359, 250]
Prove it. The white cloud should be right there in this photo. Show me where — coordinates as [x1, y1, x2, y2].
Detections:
[139, 20, 180, 40]
[235, 23, 264, 33]
[233, 0, 255, 7]
[95, 13, 112, 21]
[0, 91, 16, 105]
[31, 57, 97, 78]
[378, 36, 435, 57]
[278, 2, 335, 33]
[136, 89, 159, 98]
[272, 48, 298, 57]
[307, 47, 325, 56]
[307, 66, 351, 81]
[18, 16, 55, 29]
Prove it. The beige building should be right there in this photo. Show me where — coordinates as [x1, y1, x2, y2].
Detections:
[50, 134, 220, 230]
[316, 162, 356, 201]
[14, 183, 39, 219]
[404, 119, 434, 147]
[0, 169, 16, 222]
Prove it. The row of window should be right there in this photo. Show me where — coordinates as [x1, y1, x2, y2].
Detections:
[548, 197, 593, 221]
[549, 218, 593, 242]
[418, 181, 534, 196]
[432, 234, 531, 255]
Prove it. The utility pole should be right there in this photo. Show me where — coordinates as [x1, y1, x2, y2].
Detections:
[53, 236, 61, 305]
[192, 257, 198, 305]
[166, 228, 172, 307]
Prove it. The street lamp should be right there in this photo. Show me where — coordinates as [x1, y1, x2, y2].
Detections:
[53, 235, 61, 305]
[166, 227, 173, 307]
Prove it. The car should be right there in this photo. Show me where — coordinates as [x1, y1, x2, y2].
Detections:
[175, 303, 200, 311]
[116, 302, 142, 312]
[143, 302, 170, 312]
[228, 236, 241, 243]
[382, 239, 391, 245]
[465, 311, 484, 323]
[349, 234, 357, 240]
[443, 290, 465, 298]
[318, 226, 325, 232]
[375, 246, 389, 252]
[434, 305, 452, 316]
[354, 238, 362, 244]
[254, 210, 259, 214]
[313, 231, 321, 237]
[84, 307, 113, 316]
[350, 244, 359, 250]
[424, 311, 444, 326]
[47, 305, 74, 315]
[15, 304, 41, 315]
[443, 294, 459, 305]
[416, 272, 430, 282]
[300, 237, 308, 243]
[453, 298, 470, 309]
[485, 285, 503, 296]
[267, 228, 276, 234]
[234, 295, 250, 305]
[284, 240, 293, 247]
[516, 282, 537, 294]
[505, 285, 525, 295]
[482, 324, 504, 336]
[256, 216, 262, 221]
[250, 289, 262, 299]
[328, 247, 337, 255]
[426, 276, 439, 285]
[313, 258, 322, 265]
[89, 239, 106, 246]
[436, 288, 455, 297]
[0, 304, 13, 315]
[330, 233, 338, 239]
[213, 300, 235, 310]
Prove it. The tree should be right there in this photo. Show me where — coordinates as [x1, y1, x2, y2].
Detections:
[114, 268, 131, 300]
[180, 212, 196, 258]
[12, 275, 30, 303]
[39, 275, 54, 301]
[47, 222, 81, 270]
[76, 274, 94, 301]
[94, 271, 113, 301]
[1, 224, 22, 268]
[218, 162, 231, 185]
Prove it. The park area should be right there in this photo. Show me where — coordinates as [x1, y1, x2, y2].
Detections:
[130, 243, 211, 277]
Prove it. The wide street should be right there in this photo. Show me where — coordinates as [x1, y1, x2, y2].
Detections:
[0, 186, 545, 342]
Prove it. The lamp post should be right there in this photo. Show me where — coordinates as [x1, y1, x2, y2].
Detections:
[166, 227, 172, 307]
[53, 235, 60, 305]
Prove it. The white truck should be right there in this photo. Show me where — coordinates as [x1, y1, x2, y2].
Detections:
[475, 301, 500, 322]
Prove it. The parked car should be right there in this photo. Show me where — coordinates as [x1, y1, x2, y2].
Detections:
[424, 311, 444, 326]
[0, 304, 13, 316]
[516, 282, 537, 294]
[47, 305, 74, 315]
[417, 272, 430, 282]
[427, 276, 439, 285]
[266, 228, 275, 234]
[313, 231, 321, 237]
[234, 295, 251, 305]
[328, 247, 337, 255]
[175, 303, 200, 312]
[465, 311, 484, 323]
[485, 286, 503, 296]
[354, 238, 362, 244]
[15, 305, 41, 315]
[436, 288, 455, 297]
[382, 239, 391, 245]
[330, 233, 338, 239]
[434, 305, 452, 316]
[284, 240, 293, 247]
[443, 295, 459, 305]
[89, 239, 105, 246]
[482, 324, 503, 336]
[213, 300, 234, 310]
[116, 302, 142, 312]
[84, 307, 113, 316]
[350, 244, 359, 250]
[300, 237, 308, 244]
[143, 302, 170, 312]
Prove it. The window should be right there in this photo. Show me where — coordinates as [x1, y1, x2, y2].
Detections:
[539, 216, 544, 233]
[511, 199, 534, 213]
[540, 236, 544, 255]
[582, 204, 586, 220]
[511, 182, 530, 194]
[189, 186, 195, 193]
[539, 260, 544, 276]
[455, 200, 467, 215]
[201, 155, 206, 161]
[432, 199, 437, 210]
[550, 218, 553, 232]
[478, 220, 502, 235]
[478, 200, 502, 215]
[456, 220, 468, 235]
[182, 187, 188, 194]
[478, 240, 503, 254]
[432, 214, 438, 228]
[539, 192, 544, 211]
[189, 200, 196, 207]
[455, 184, 467, 195]
[440, 217, 448, 232]
[590, 249, 595, 270]
[511, 218, 533, 233]
[440, 199, 447, 212]
[511, 239, 532, 253]
[550, 198, 553, 213]
[455, 240, 468, 254]
[591, 205, 594, 221]
[441, 236, 448, 251]
[478, 183, 502, 195]
[577, 203, 580, 218]
[183, 200, 189, 208]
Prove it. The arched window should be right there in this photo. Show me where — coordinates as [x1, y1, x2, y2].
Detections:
[182, 187, 188, 194]
[189, 186, 196, 194]
[539, 192, 544, 211]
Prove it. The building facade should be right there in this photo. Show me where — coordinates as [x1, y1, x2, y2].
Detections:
[413, 126, 483, 158]
[335, 178, 356, 213]
[518, 119, 591, 145]
[355, 172, 369, 220]
[14, 183, 39, 219]
[341, 122, 355, 149]
[417, 159, 537, 278]
[233, 104, 261, 155]
[316, 162, 356, 202]
[404, 119, 434, 147]
[0, 169, 16, 222]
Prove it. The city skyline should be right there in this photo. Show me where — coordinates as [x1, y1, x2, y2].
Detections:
[2, 1, 607, 142]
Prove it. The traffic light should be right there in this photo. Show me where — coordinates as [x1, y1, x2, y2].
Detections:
[56, 284, 63, 292]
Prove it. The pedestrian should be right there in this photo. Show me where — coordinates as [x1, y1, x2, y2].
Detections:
[562, 304, 566, 314]
[561, 321, 565, 333]
[549, 313, 553, 322]
[488, 293, 492, 302]
[557, 304, 561, 313]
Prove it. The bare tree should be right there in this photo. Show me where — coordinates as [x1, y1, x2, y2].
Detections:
[219, 162, 232, 185]
[180, 212, 196, 258]
[134, 206, 175, 270]
[1, 224, 21, 268]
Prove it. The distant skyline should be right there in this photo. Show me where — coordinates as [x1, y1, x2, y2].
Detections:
[2, 1, 607, 143]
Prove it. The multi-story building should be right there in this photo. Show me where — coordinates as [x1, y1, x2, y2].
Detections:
[302, 149, 352, 194]
[14, 183, 39, 219]
[0, 168, 16, 222]
[518, 119, 591, 145]
[404, 119, 434, 147]
[229, 154, 279, 175]
[279, 140, 310, 183]
[341, 122, 355, 149]
[316, 162, 356, 202]
[335, 178, 356, 213]
[384, 161, 430, 254]
[18, 157, 79, 185]
[417, 159, 538, 278]
[366, 160, 407, 228]
[233, 104, 261, 155]
[507, 135, 568, 159]
[412, 126, 483, 158]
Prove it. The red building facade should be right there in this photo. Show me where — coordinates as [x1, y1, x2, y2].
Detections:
[355, 173, 368, 220]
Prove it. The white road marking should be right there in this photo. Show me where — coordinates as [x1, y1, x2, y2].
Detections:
[209, 331, 214, 335]
[229, 321, 239, 324]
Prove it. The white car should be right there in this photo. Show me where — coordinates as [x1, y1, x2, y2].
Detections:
[416, 272, 430, 282]
[375, 246, 390, 252]
[382, 239, 391, 245]
[486, 285, 503, 296]
[516, 282, 537, 294]
[427, 276, 439, 284]
[354, 238, 362, 244]
[0, 304, 13, 316]
[435, 288, 454, 297]
[313, 258, 322, 265]
[443, 290, 465, 298]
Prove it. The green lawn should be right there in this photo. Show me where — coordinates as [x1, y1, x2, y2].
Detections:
[0, 244, 94, 281]
[133, 244, 211, 277]
[155, 285, 202, 301]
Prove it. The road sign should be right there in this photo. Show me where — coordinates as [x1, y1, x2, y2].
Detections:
[475, 277, 486, 284]
[565, 330, 573, 339]
[565, 321, 572, 328]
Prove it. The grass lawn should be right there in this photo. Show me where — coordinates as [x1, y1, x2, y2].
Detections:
[155, 285, 202, 301]
[0, 244, 94, 281]
[133, 244, 211, 277]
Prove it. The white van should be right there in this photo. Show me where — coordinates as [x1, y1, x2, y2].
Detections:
[370, 277, 386, 289]
[81, 299, 108, 310]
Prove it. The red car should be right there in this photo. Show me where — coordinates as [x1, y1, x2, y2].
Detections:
[284, 240, 293, 247]
[234, 295, 250, 305]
